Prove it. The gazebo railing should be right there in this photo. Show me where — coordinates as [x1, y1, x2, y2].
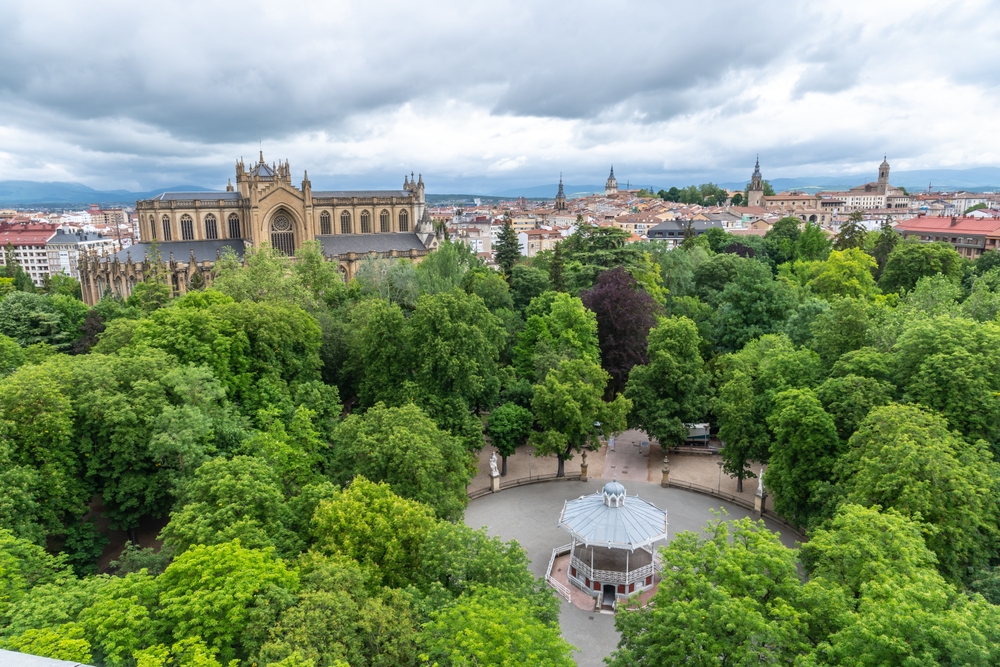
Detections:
[545, 544, 573, 603]
[570, 554, 658, 586]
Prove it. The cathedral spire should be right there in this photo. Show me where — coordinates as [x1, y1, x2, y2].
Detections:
[555, 173, 567, 211]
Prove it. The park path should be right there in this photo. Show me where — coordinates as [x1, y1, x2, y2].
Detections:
[471, 429, 771, 511]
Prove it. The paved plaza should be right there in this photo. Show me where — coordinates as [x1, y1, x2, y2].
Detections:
[464, 479, 799, 667]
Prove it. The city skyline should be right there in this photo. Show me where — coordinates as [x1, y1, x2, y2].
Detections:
[2, 0, 999, 192]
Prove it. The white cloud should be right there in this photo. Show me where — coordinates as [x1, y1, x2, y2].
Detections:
[0, 0, 999, 191]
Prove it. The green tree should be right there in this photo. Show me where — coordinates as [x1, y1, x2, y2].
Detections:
[462, 267, 514, 312]
[799, 504, 1000, 666]
[870, 217, 900, 278]
[312, 477, 436, 589]
[711, 259, 796, 351]
[257, 556, 418, 667]
[44, 274, 83, 299]
[330, 402, 471, 521]
[415, 239, 477, 294]
[1, 622, 92, 663]
[420, 587, 574, 667]
[765, 388, 841, 528]
[353, 255, 419, 309]
[157, 540, 298, 662]
[212, 245, 316, 310]
[763, 216, 802, 265]
[879, 240, 962, 293]
[486, 402, 533, 476]
[0, 365, 84, 528]
[405, 289, 504, 450]
[530, 357, 630, 477]
[833, 211, 867, 250]
[548, 240, 566, 292]
[494, 216, 521, 279]
[837, 403, 1000, 581]
[815, 374, 892, 441]
[610, 516, 809, 667]
[509, 265, 550, 312]
[513, 291, 599, 382]
[807, 248, 879, 300]
[159, 456, 298, 556]
[796, 221, 832, 261]
[625, 316, 711, 447]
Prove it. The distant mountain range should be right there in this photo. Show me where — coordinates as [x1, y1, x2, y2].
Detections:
[0, 181, 214, 206]
[489, 184, 606, 198]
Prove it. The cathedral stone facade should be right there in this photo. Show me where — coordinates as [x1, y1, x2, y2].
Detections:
[79, 154, 438, 305]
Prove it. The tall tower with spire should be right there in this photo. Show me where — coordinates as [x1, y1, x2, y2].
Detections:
[877, 156, 890, 195]
[555, 174, 567, 211]
[747, 156, 764, 207]
[605, 166, 618, 196]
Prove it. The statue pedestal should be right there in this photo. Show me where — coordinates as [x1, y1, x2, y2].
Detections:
[580, 462, 588, 483]
[753, 492, 764, 517]
[661, 455, 670, 488]
[490, 474, 501, 493]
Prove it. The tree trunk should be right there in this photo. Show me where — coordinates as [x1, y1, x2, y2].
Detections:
[501, 455, 507, 477]
[556, 455, 565, 478]
[736, 472, 744, 493]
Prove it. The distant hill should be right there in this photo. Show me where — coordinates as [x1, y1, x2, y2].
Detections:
[0, 181, 215, 206]
[489, 184, 605, 198]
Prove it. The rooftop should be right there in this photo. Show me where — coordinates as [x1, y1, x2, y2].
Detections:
[895, 216, 1000, 234]
[558, 483, 668, 551]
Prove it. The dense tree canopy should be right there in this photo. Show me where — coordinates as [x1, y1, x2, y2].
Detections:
[4, 214, 1000, 665]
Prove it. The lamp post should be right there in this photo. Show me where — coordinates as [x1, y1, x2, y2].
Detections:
[717, 461, 723, 492]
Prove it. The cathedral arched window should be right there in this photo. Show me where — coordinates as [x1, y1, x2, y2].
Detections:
[205, 214, 218, 240]
[340, 211, 351, 234]
[379, 209, 390, 233]
[180, 214, 194, 240]
[360, 210, 371, 234]
[270, 213, 295, 255]
[228, 213, 241, 239]
[161, 215, 172, 241]
[399, 210, 409, 232]
[149, 214, 156, 240]
[320, 211, 331, 235]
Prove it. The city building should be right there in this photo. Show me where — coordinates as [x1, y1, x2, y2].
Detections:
[518, 228, 565, 257]
[47, 230, 117, 280]
[78, 153, 437, 304]
[647, 219, 725, 246]
[895, 215, 1000, 259]
[829, 158, 911, 211]
[0, 222, 59, 286]
[605, 166, 618, 196]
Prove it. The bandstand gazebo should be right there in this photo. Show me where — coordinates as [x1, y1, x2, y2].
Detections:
[557, 480, 667, 609]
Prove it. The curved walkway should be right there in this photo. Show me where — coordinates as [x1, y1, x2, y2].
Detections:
[464, 480, 799, 667]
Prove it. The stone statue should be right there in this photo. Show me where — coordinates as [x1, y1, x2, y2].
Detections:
[756, 467, 765, 497]
[489, 451, 499, 478]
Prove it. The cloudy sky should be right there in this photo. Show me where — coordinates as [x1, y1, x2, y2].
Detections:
[1, 0, 998, 193]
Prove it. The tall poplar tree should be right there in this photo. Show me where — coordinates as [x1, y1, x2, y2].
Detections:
[494, 216, 520, 280]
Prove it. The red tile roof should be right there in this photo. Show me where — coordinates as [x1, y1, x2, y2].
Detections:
[0, 222, 59, 246]
[895, 216, 1000, 234]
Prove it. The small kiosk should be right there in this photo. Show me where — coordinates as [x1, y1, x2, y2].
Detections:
[557, 480, 668, 609]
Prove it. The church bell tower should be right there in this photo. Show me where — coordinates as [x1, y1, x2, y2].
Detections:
[555, 174, 567, 211]
[605, 166, 618, 196]
[747, 156, 764, 208]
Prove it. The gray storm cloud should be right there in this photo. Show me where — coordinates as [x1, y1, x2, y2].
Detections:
[0, 0, 998, 189]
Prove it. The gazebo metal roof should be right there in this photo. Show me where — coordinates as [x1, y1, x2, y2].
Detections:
[558, 481, 668, 551]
